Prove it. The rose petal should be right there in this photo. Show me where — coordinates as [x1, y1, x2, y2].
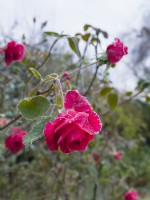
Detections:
[58, 123, 93, 153]
[44, 122, 58, 151]
[64, 90, 92, 112]
[74, 111, 102, 135]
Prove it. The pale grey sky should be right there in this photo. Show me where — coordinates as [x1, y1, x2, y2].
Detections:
[0, 0, 149, 90]
[0, 0, 147, 37]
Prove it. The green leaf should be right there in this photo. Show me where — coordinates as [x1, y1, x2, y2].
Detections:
[136, 79, 150, 91]
[100, 87, 112, 97]
[125, 91, 133, 96]
[42, 73, 58, 84]
[44, 32, 68, 37]
[107, 93, 118, 110]
[29, 67, 41, 79]
[55, 94, 63, 107]
[91, 37, 100, 44]
[82, 33, 91, 41]
[68, 37, 81, 58]
[44, 32, 60, 37]
[23, 116, 54, 147]
[84, 24, 91, 31]
[18, 96, 50, 119]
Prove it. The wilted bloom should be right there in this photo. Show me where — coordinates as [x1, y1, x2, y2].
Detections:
[63, 71, 71, 81]
[44, 90, 102, 153]
[5, 127, 27, 153]
[0, 118, 9, 127]
[0, 41, 25, 66]
[106, 38, 128, 63]
[114, 152, 123, 160]
[124, 189, 139, 200]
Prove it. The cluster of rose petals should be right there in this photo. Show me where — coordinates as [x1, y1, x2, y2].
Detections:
[44, 90, 102, 153]
[5, 127, 27, 153]
[0, 118, 9, 127]
[124, 189, 139, 200]
[114, 152, 123, 160]
[0, 41, 25, 66]
[106, 38, 128, 63]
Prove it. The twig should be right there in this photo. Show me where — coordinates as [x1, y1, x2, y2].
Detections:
[0, 114, 22, 131]
[75, 35, 93, 86]
[84, 65, 100, 96]
[37, 38, 60, 70]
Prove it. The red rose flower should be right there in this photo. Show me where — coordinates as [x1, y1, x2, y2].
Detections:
[0, 41, 25, 66]
[124, 189, 139, 200]
[44, 90, 102, 153]
[5, 127, 27, 153]
[106, 38, 128, 63]
[114, 152, 123, 160]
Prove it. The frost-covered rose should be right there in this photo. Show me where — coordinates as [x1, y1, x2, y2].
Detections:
[106, 38, 128, 63]
[44, 90, 102, 153]
[5, 127, 27, 153]
[124, 189, 139, 200]
[0, 41, 25, 66]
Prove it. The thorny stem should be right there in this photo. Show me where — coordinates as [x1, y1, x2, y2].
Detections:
[84, 64, 100, 96]
[75, 35, 93, 86]
[84, 38, 100, 96]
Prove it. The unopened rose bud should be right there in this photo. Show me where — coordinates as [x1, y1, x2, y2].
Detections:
[106, 38, 128, 63]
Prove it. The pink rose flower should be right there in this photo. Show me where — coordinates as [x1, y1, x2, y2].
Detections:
[124, 189, 139, 200]
[114, 152, 123, 160]
[44, 90, 102, 153]
[106, 38, 128, 63]
[0, 41, 25, 66]
[5, 127, 27, 153]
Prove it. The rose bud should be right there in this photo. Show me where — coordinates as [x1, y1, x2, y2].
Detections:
[124, 189, 139, 200]
[106, 38, 128, 63]
[0, 41, 25, 66]
[5, 127, 27, 153]
[114, 152, 123, 160]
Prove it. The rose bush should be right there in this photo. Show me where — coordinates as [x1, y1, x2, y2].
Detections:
[44, 90, 102, 153]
